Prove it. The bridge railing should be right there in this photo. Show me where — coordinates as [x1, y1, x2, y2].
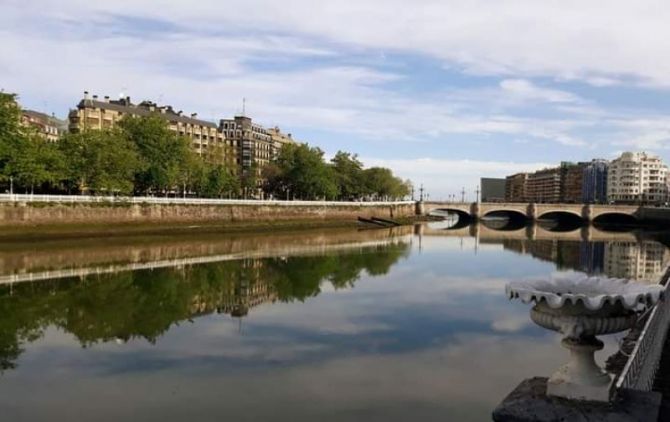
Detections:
[0, 194, 414, 207]
[614, 267, 670, 391]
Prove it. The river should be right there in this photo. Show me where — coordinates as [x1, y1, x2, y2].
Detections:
[0, 222, 667, 421]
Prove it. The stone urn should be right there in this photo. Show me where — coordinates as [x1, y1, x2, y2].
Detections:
[506, 276, 663, 402]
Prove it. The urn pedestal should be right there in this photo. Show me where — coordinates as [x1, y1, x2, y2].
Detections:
[506, 277, 663, 402]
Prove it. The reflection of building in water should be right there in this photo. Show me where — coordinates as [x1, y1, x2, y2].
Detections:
[504, 238, 669, 282]
[502, 240, 604, 275]
[189, 259, 277, 318]
[604, 242, 670, 282]
[579, 242, 605, 275]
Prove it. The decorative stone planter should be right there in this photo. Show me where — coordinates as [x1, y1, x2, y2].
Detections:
[506, 276, 663, 402]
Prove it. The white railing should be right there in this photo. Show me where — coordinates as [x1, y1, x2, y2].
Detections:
[615, 267, 670, 391]
[0, 194, 414, 207]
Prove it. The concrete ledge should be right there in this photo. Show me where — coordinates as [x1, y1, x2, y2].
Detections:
[492, 377, 661, 422]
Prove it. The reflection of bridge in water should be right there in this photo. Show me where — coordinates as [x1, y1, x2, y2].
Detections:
[418, 222, 640, 242]
[417, 223, 670, 283]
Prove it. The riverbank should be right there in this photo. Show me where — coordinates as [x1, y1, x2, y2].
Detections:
[0, 200, 420, 240]
[0, 216, 435, 242]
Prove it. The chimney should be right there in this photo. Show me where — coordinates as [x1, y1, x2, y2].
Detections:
[92, 95, 98, 100]
[84, 91, 89, 100]
[103, 96, 110, 103]
[191, 113, 198, 118]
[177, 110, 183, 116]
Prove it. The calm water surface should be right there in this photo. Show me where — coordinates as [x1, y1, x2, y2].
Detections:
[0, 223, 668, 421]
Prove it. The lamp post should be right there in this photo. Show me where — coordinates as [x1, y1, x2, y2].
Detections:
[9, 176, 13, 196]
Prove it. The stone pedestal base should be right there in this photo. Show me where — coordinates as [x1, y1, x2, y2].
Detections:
[492, 377, 661, 422]
[547, 337, 613, 402]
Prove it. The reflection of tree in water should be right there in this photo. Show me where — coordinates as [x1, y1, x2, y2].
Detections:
[0, 242, 409, 372]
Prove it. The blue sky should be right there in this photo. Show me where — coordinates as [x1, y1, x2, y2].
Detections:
[3, 1, 670, 199]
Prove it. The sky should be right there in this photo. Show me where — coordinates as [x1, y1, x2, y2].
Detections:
[3, 1, 670, 200]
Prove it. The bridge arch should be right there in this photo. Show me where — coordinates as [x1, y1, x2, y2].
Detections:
[481, 209, 528, 230]
[537, 211, 583, 231]
[482, 209, 528, 219]
[429, 208, 473, 228]
[537, 210, 583, 220]
[592, 212, 639, 227]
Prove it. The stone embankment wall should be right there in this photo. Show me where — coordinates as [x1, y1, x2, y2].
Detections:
[0, 202, 415, 227]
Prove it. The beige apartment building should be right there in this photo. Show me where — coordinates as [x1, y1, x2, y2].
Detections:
[21, 109, 66, 142]
[267, 126, 297, 158]
[607, 151, 668, 204]
[68, 92, 227, 157]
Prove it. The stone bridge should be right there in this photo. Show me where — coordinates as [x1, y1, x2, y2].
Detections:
[419, 201, 641, 223]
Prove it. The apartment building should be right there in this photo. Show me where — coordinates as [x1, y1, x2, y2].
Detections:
[267, 126, 296, 158]
[561, 162, 587, 203]
[219, 116, 272, 184]
[21, 109, 66, 142]
[505, 173, 528, 202]
[526, 167, 562, 203]
[68, 92, 226, 156]
[607, 151, 668, 203]
[219, 117, 296, 195]
[582, 159, 609, 204]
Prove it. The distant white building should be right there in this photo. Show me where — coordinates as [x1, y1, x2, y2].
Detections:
[607, 151, 668, 204]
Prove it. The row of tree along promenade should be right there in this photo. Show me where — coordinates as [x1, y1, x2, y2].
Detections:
[1, 93, 411, 201]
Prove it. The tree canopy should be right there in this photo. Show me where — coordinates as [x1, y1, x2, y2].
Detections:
[0, 96, 411, 200]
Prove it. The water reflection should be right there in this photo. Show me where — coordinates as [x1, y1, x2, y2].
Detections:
[0, 224, 668, 421]
[423, 221, 669, 282]
[0, 240, 410, 371]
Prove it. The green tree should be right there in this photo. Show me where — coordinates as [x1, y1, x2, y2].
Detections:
[266, 143, 338, 200]
[15, 135, 65, 193]
[363, 167, 410, 200]
[0, 93, 26, 187]
[118, 115, 191, 194]
[201, 164, 239, 198]
[331, 151, 365, 200]
[59, 129, 141, 194]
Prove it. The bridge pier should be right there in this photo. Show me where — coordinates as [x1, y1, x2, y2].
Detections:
[526, 222, 537, 240]
[415, 201, 425, 216]
[527, 203, 538, 221]
[470, 202, 482, 220]
[582, 205, 594, 223]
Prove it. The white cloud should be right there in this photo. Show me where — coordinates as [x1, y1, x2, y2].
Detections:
[499, 79, 581, 104]
[3, 0, 670, 166]
[9, 0, 670, 87]
[359, 157, 552, 199]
